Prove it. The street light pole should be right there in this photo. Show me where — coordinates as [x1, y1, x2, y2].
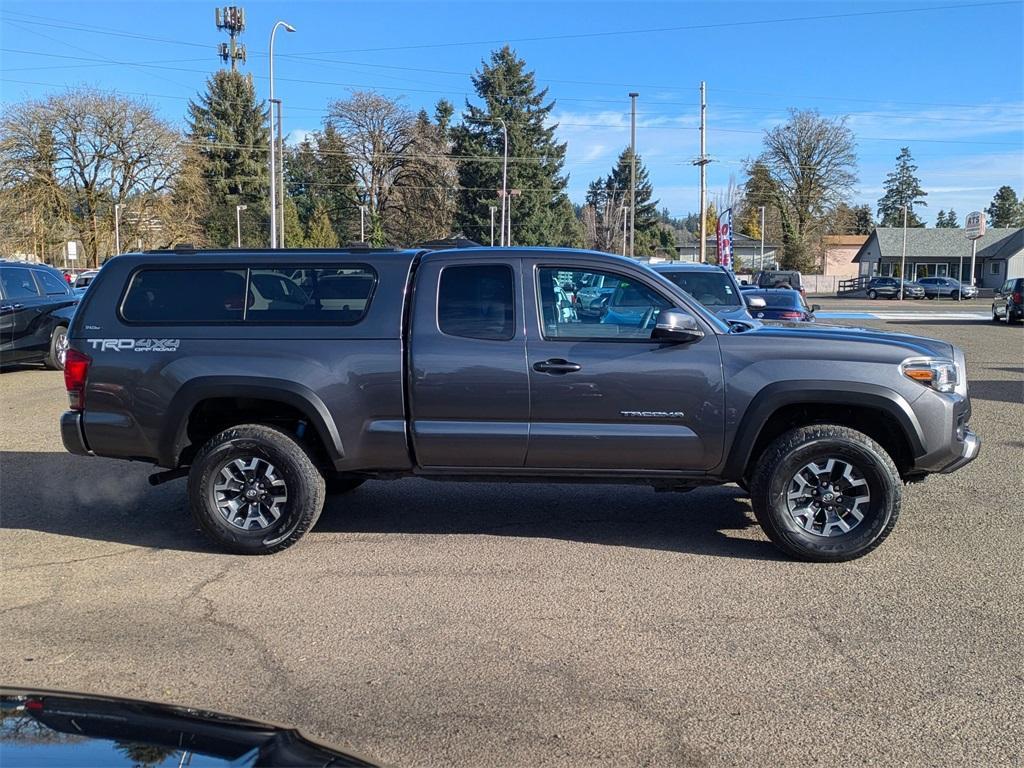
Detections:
[114, 203, 122, 256]
[498, 118, 508, 247]
[899, 203, 908, 300]
[758, 205, 766, 272]
[628, 92, 638, 259]
[236, 204, 247, 248]
[274, 99, 285, 247]
[267, 20, 295, 249]
[489, 206, 496, 246]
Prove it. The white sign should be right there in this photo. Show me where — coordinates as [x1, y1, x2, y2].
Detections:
[965, 211, 986, 240]
[66, 241, 78, 261]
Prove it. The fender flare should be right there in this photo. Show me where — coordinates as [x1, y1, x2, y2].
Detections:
[721, 380, 925, 479]
[159, 376, 344, 468]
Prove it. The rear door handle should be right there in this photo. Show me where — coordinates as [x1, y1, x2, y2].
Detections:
[533, 358, 582, 375]
[0, 304, 21, 314]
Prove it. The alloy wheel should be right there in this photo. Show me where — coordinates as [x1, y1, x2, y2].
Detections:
[212, 457, 289, 530]
[786, 458, 871, 537]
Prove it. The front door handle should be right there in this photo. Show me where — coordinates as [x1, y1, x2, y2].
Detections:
[533, 358, 582, 375]
[0, 304, 21, 314]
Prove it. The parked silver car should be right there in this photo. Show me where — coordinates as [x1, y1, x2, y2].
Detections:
[916, 277, 978, 300]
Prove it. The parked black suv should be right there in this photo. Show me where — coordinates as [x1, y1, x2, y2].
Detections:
[991, 277, 1023, 323]
[0, 261, 79, 369]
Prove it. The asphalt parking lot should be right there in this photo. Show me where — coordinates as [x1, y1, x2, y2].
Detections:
[2, 311, 1022, 767]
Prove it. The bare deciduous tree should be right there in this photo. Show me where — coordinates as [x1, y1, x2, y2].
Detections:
[0, 89, 189, 265]
[747, 109, 857, 271]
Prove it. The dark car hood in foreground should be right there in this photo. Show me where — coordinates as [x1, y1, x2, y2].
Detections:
[1, 688, 382, 767]
[742, 320, 954, 359]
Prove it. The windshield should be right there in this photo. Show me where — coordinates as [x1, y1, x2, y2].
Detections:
[659, 271, 742, 308]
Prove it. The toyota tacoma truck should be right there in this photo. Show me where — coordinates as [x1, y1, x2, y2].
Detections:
[60, 246, 979, 561]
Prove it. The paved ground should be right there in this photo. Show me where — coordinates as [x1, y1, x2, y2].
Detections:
[2, 314, 1022, 767]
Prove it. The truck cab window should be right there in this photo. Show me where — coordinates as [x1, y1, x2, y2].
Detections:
[437, 264, 515, 341]
[538, 267, 669, 339]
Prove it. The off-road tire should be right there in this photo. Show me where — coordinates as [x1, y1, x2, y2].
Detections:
[749, 424, 901, 562]
[43, 326, 68, 370]
[188, 424, 326, 555]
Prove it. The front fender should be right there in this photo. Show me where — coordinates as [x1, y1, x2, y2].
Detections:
[720, 380, 926, 479]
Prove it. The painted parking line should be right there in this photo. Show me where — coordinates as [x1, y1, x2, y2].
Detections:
[817, 311, 991, 320]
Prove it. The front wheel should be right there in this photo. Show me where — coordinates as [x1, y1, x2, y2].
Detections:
[749, 425, 901, 562]
[188, 424, 326, 555]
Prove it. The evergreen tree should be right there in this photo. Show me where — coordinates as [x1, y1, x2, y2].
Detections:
[945, 208, 960, 228]
[986, 185, 1023, 227]
[583, 148, 662, 256]
[187, 70, 269, 246]
[935, 210, 947, 227]
[877, 147, 927, 227]
[284, 124, 356, 244]
[306, 201, 339, 247]
[282, 195, 305, 247]
[453, 46, 581, 246]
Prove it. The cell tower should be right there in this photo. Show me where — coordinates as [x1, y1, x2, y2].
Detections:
[215, 6, 247, 70]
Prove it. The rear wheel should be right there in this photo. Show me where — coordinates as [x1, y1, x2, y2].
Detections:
[867, 289, 877, 300]
[43, 326, 68, 370]
[749, 424, 901, 562]
[187, 424, 326, 555]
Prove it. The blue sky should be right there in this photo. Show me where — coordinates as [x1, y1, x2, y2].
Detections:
[2, 0, 1022, 225]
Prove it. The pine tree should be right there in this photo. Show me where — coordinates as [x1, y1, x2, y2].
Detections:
[986, 185, 1023, 227]
[945, 208, 960, 228]
[453, 46, 581, 246]
[187, 70, 269, 246]
[583, 148, 662, 256]
[284, 124, 356, 244]
[282, 195, 305, 247]
[877, 147, 927, 227]
[305, 201, 339, 247]
[935, 210, 947, 227]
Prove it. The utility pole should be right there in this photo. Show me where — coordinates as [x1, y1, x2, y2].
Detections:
[628, 92, 639, 259]
[498, 118, 508, 247]
[507, 189, 521, 246]
[489, 206, 496, 246]
[758, 206, 766, 272]
[899, 204, 908, 300]
[693, 81, 710, 263]
[215, 7, 247, 71]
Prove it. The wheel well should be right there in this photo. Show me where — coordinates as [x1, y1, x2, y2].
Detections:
[744, 403, 914, 479]
[180, 397, 330, 470]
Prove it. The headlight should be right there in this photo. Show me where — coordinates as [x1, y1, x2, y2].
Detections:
[901, 357, 958, 393]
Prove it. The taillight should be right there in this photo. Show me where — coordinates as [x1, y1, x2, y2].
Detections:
[64, 349, 91, 411]
[1013, 291, 1022, 304]
[779, 311, 803, 319]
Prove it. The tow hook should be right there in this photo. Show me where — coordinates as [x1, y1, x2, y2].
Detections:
[148, 467, 189, 486]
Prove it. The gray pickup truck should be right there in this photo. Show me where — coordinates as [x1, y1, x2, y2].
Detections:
[61, 246, 979, 561]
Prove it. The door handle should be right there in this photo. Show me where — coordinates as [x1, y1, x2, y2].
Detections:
[0, 304, 21, 314]
[533, 358, 582, 375]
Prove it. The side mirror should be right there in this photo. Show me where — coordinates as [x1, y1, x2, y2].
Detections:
[746, 296, 767, 309]
[811, 304, 821, 312]
[651, 309, 704, 343]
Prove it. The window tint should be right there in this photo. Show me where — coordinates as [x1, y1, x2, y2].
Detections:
[0, 267, 42, 299]
[437, 264, 515, 341]
[122, 269, 247, 323]
[539, 267, 669, 340]
[660, 271, 741, 307]
[247, 266, 375, 324]
[36, 268, 70, 296]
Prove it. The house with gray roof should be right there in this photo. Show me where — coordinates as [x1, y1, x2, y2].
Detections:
[854, 227, 1024, 289]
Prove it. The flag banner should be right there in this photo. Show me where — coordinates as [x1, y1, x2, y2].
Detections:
[717, 207, 733, 269]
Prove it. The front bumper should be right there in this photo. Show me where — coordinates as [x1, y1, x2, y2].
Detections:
[60, 411, 92, 456]
[938, 427, 980, 473]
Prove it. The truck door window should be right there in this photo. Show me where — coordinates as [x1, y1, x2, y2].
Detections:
[437, 264, 515, 341]
[538, 267, 669, 340]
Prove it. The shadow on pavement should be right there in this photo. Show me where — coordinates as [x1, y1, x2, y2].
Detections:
[966, 379, 1024, 405]
[0, 451, 779, 561]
